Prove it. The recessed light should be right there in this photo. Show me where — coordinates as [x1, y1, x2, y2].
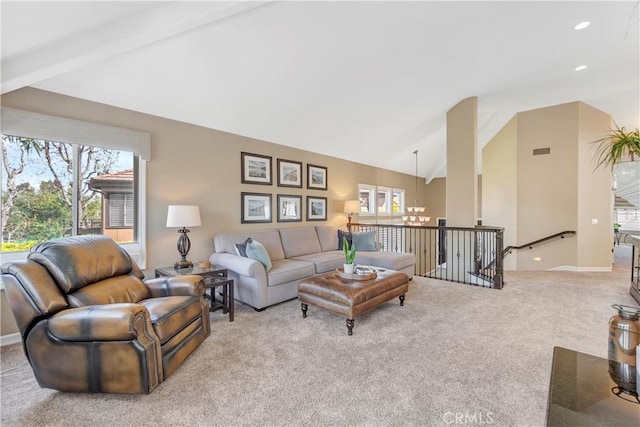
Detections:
[574, 65, 588, 71]
[574, 21, 590, 30]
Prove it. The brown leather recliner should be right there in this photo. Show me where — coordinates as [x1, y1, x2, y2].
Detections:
[1, 235, 211, 394]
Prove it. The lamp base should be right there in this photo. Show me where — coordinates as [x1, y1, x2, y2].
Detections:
[174, 260, 193, 269]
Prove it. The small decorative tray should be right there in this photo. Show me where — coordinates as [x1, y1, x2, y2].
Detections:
[335, 266, 377, 280]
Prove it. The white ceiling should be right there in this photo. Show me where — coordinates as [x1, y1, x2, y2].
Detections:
[2, 1, 639, 182]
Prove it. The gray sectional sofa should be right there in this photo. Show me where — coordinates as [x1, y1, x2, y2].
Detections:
[209, 226, 415, 310]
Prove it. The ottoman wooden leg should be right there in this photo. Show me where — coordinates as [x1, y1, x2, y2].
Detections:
[399, 294, 406, 306]
[346, 318, 355, 336]
[301, 303, 308, 318]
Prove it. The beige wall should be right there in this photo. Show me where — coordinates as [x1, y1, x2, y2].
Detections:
[482, 101, 612, 271]
[1, 87, 426, 338]
[424, 177, 446, 224]
[482, 117, 518, 270]
[446, 97, 478, 227]
[516, 102, 580, 269]
[577, 103, 614, 268]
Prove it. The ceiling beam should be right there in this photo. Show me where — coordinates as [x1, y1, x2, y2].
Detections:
[1, 1, 271, 94]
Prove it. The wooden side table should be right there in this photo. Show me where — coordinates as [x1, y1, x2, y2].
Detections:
[154, 265, 234, 322]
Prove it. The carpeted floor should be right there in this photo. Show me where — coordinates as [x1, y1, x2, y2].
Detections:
[1, 245, 637, 426]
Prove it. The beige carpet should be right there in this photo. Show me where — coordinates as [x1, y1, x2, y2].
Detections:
[1, 245, 637, 426]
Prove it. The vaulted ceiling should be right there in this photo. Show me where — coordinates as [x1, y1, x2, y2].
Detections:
[2, 1, 638, 183]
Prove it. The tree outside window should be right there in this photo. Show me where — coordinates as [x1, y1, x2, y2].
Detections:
[1, 135, 135, 252]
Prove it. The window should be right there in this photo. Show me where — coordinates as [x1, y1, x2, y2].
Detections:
[392, 189, 405, 215]
[377, 187, 392, 215]
[357, 184, 405, 218]
[107, 193, 135, 228]
[1, 108, 149, 266]
[358, 184, 376, 215]
[2, 137, 136, 245]
[616, 209, 639, 231]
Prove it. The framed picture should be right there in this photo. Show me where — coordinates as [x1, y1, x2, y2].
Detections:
[277, 194, 302, 222]
[241, 192, 272, 223]
[306, 196, 327, 221]
[277, 159, 303, 188]
[241, 152, 272, 185]
[307, 164, 328, 190]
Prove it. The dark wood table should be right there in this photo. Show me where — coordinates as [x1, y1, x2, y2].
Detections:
[546, 346, 639, 426]
[155, 265, 234, 321]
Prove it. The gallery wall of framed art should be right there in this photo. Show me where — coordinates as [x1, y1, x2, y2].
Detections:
[240, 152, 328, 225]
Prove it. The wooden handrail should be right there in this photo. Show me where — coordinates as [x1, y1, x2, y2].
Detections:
[502, 230, 576, 255]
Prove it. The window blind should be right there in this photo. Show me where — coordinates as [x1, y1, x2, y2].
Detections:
[1, 107, 151, 160]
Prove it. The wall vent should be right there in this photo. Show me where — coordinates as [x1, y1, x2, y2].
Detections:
[533, 147, 551, 156]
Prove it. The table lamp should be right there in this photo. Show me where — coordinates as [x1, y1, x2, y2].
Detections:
[344, 200, 360, 224]
[166, 205, 201, 269]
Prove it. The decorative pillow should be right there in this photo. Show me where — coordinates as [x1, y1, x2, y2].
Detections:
[245, 239, 272, 271]
[337, 230, 352, 250]
[234, 237, 252, 257]
[352, 231, 377, 251]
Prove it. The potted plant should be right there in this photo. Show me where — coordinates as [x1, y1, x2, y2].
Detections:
[614, 223, 621, 232]
[343, 236, 356, 274]
[593, 122, 640, 168]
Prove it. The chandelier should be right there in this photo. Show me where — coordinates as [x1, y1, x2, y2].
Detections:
[403, 150, 430, 226]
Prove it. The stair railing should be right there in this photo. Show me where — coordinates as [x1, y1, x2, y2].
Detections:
[502, 231, 576, 255]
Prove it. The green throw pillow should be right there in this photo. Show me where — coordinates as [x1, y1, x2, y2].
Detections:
[352, 231, 377, 251]
[245, 239, 273, 271]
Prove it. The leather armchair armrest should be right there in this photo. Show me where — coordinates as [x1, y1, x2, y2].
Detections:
[48, 303, 151, 341]
[144, 275, 205, 298]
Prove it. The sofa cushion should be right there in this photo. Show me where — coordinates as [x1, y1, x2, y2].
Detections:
[267, 259, 316, 287]
[246, 239, 273, 271]
[234, 238, 252, 257]
[214, 230, 285, 261]
[279, 227, 322, 258]
[337, 230, 353, 250]
[139, 296, 202, 344]
[290, 251, 344, 274]
[316, 226, 342, 252]
[355, 251, 415, 272]
[66, 275, 150, 308]
[352, 231, 377, 251]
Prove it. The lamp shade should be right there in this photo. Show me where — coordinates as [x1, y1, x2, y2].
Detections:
[166, 205, 201, 228]
[343, 200, 360, 214]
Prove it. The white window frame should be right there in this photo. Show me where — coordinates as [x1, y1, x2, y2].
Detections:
[0, 108, 149, 269]
[377, 186, 392, 215]
[392, 189, 405, 216]
[357, 184, 406, 218]
[358, 183, 376, 216]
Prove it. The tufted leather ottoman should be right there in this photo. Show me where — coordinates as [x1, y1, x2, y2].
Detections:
[298, 267, 409, 335]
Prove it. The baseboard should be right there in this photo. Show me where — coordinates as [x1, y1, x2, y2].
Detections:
[0, 333, 21, 347]
[549, 265, 612, 272]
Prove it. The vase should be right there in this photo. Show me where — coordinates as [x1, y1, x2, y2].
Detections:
[608, 304, 640, 394]
[343, 263, 354, 274]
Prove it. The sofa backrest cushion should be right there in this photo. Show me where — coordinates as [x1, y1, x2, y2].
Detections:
[214, 230, 285, 261]
[316, 226, 343, 252]
[279, 227, 322, 258]
[67, 275, 150, 307]
[29, 235, 136, 293]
